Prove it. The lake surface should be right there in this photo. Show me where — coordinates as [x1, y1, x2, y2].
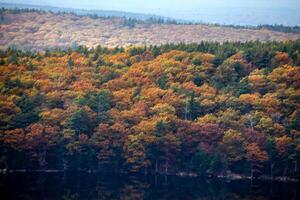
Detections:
[162, 7, 300, 26]
[0, 172, 299, 200]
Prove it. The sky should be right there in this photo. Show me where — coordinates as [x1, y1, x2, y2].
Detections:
[2, 0, 300, 12]
[1, 0, 300, 25]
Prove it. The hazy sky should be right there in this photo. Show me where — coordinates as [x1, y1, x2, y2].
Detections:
[1, 0, 300, 25]
[2, 0, 299, 12]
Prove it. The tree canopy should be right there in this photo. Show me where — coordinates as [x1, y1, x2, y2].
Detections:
[0, 41, 300, 178]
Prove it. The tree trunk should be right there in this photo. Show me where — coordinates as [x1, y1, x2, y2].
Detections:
[164, 174, 168, 185]
[185, 97, 188, 120]
[283, 164, 288, 177]
[38, 147, 47, 169]
[251, 163, 254, 180]
[248, 114, 254, 130]
[270, 162, 275, 179]
[62, 157, 68, 171]
[165, 160, 169, 175]
[3, 158, 8, 170]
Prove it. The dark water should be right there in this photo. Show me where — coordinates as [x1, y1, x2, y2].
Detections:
[0, 172, 299, 200]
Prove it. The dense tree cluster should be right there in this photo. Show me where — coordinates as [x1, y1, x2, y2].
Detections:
[0, 41, 300, 179]
[212, 24, 300, 34]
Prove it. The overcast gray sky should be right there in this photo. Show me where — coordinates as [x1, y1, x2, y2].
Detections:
[1, 0, 299, 12]
[1, 0, 300, 25]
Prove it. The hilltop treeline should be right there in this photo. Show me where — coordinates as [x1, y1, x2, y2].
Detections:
[212, 24, 300, 34]
[0, 7, 178, 27]
[1, 7, 300, 33]
[0, 41, 300, 179]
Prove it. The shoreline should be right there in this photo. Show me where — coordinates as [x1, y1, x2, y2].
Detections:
[0, 169, 298, 183]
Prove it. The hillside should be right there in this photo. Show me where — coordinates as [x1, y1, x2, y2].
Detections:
[0, 41, 299, 177]
[0, 3, 170, 21]
[1, 10, 300, 51]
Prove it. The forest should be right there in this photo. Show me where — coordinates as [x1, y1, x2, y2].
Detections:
[1, 8, 300, 51]
[0, 40, 300, 180]
[2, 8, 300, 33]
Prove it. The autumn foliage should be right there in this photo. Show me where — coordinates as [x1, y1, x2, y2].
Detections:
[0, 41, 300, 178]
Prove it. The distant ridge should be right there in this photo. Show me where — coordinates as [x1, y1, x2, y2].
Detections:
[2, 2, 300, 33]
[0, 2, 179, 22]
[1, 6, 299, 50]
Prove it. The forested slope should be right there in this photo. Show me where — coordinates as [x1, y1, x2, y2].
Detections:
[0, 41, 300, 179]
[1, 9, 300, 51]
